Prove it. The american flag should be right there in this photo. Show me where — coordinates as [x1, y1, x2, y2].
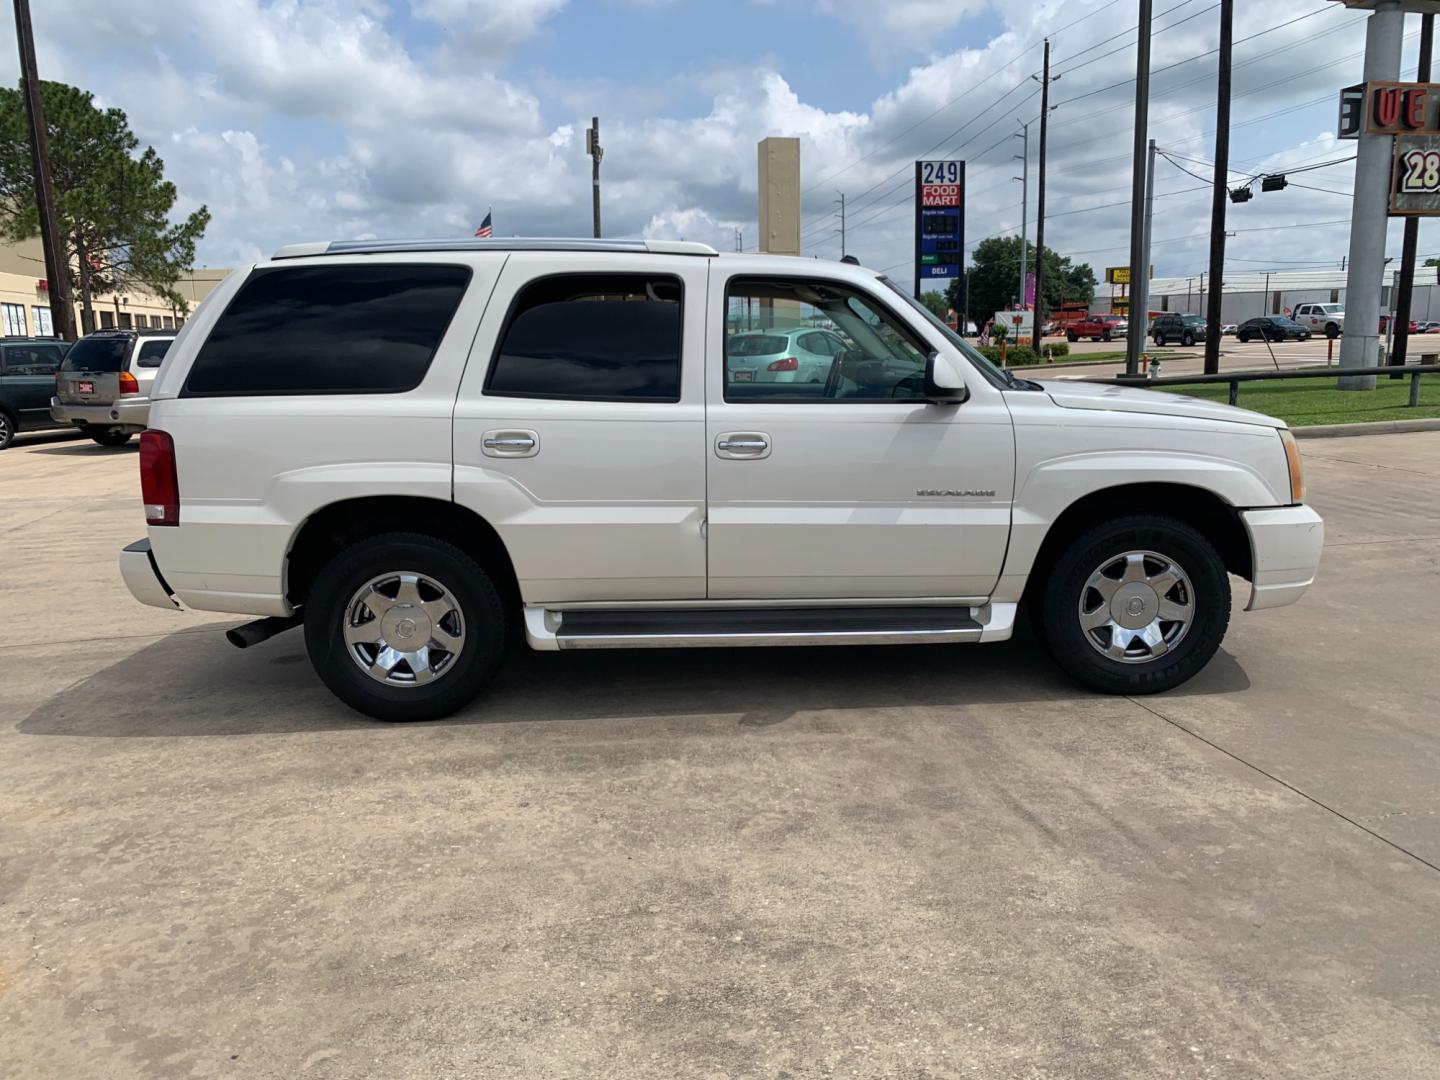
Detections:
[474, 211, 493, 238]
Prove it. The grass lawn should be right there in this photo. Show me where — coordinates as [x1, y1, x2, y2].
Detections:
[1156, 373, 1440, 427]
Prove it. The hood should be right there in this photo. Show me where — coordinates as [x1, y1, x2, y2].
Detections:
[1037, 378, 1285, 428]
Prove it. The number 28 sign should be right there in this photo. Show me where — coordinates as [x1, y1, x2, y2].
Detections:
[1392, 134, 1440, 216]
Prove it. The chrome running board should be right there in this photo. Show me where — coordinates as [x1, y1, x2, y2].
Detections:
[523, 602, 1017, 651]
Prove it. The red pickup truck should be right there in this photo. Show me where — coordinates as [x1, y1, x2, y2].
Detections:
[1065, 313, 1129, 342]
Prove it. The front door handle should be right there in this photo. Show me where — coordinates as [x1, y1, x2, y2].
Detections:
[482, 430, 539, 458]
[716, 432, 771, 459]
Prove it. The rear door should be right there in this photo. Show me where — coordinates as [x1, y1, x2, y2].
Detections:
[452, 253, 709, 603]
[0, 343, 65, 426]
[57, 336, 129, 405]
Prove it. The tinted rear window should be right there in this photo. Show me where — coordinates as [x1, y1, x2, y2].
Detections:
[486, 273, 682, 401]
[62, 336, 129, 373]
[183, 263, 470, 396]
[135, 339, 172, 367]
[728, 335, 787, 356]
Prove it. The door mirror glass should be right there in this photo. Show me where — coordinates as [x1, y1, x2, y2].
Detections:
[924, 350, 968, 405]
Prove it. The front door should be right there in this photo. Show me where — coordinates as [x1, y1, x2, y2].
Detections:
[452, 253, 709, 604]
[704, 270, 1015, 600]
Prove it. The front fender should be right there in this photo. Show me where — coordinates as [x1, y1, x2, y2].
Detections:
[994, 447, 1288, 601]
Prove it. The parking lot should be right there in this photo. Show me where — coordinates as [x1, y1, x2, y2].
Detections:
[3, 429, 1439, 1078]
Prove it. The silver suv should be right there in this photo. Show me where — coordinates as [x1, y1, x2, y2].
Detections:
[51, 330, 175, 446]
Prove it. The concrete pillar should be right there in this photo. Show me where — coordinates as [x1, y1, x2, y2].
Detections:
[757, 137, 800, 256]
[1339, 2, 1405, 389]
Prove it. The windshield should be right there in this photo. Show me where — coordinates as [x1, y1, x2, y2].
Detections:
[61, 336, 129, 373]
[1320, 304, 1343, 314]
[879, 276, 1012, 389]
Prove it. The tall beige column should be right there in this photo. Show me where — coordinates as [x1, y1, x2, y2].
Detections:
[757, 137, 800, 255]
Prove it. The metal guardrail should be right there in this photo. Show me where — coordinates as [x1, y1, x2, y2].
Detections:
[1103, 363, 1440, 408]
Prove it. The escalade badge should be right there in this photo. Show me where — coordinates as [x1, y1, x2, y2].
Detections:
[916, 489, 996, 497]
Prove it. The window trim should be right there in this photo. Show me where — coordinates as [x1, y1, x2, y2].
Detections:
[482, 270, 685, 404]
[720, 274, 932, 405]
[179, 262, 473, 398]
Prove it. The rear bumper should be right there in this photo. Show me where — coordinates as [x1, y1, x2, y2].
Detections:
[50, 396, 149, 431]
[119, 539, 180, 610]
[1240, 505, 1324, 611]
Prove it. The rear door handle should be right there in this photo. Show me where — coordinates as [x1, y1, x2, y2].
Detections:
[482, 430, 539, 458]
[716, 432, 771, 459]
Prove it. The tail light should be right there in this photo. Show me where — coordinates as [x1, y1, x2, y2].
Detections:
[139, 430, 179, 526]
[119, 370, 140, 395]
[766, 356, 798, 372]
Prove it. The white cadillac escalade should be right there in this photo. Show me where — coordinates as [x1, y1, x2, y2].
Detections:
[120, 239, 1324, 721]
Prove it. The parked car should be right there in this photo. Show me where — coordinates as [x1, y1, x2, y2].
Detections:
[0, 337, 71, 450]
[1236, 316, 1311, 343]
[725, 327, 851, 384]
[1418, 321, 1440, 333]
[1150, 313, 1207, 347]
[1065, 313, 1129, 342]
[1291, 303, 1344, 339]
[50, 330, 175, 446]
[1379, 315, 1419, 334]
[1221, 323, 1238, 335]
[119, 238, 1323, 721]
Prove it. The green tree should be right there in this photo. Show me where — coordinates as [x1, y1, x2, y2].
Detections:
[0, 81, 209, 332]
[917, 289, 950, 320]
[947, 236, 1096, 326]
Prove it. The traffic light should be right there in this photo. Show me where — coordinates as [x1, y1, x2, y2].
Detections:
[1229, 185, 1253, 203]
[1261, 174, 1287, 192]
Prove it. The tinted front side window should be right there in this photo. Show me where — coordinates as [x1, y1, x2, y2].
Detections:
[184, 264, 470, 396]
[487, 273, 682, 401]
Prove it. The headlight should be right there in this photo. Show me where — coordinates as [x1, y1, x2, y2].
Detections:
[1278, 428, 1304, 503]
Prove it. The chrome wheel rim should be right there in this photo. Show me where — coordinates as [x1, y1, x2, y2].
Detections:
[1078, 550, 1195, 665]
[343, 571, 465, 687]
[0, 414, 10, 441]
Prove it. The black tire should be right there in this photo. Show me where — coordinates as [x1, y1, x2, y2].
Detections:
[1066, 331, 1077, 343]
[1153, 333, 1166, 347]
[303, 532, 510, 721]
[1181, 332, 1194, 347]
[1237, 331, 1249, 343]
[89, 428, 132, 447]
[1102, 330, 1112, 342]
[1325, 323, 1340, 339]
[0, 408, 14, 451]
[1033, 515, 1230, 695]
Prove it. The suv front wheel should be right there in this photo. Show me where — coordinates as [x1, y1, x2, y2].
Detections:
[1034, 516, 1230, 695]
[303, 532, 509, 721]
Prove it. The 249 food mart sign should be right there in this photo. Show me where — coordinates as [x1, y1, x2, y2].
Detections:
[914, 160, 964, 280]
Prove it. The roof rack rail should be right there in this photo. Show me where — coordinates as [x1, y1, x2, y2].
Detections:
[270, 237, 720, 260]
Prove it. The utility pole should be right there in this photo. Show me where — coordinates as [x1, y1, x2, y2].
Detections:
[1203, 0, 1233, 374]
[12, 0, 76, 342]
[1014, 121, 1030, 324]
[1340, 3, 1405, 390]
[1124, 0, 1153, 376]
[1392, 12, 1434, 373]
[1032, 40, 1054, 331]
[1137, 139, 1156, 344]
[835, 191, 846, 258]
[585, 116, 603, 239]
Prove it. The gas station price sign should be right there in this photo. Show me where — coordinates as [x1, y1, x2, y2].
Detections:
[915, 160, 964, 284]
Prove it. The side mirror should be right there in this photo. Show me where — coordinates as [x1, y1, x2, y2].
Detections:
[924, 350, 968, 405]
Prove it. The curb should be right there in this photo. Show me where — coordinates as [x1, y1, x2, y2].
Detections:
[1292, 417, 1440, 439]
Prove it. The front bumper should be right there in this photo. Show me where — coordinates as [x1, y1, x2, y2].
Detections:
[1240, 505, 1324, 611]
[50, 396, 150, 431]
[120, 539, 180, 610]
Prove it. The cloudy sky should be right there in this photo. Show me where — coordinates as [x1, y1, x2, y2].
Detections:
[4, 0, 1433, 290]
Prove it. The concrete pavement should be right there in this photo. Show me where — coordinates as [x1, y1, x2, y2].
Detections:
[2, 429, 1439, 1079]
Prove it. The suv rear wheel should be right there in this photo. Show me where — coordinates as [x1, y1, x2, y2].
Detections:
[0, 409, 14, 451]
[303, 532, 509, 721]
[1034, 515, 1230, 694]
[89, 428, 132, 447]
